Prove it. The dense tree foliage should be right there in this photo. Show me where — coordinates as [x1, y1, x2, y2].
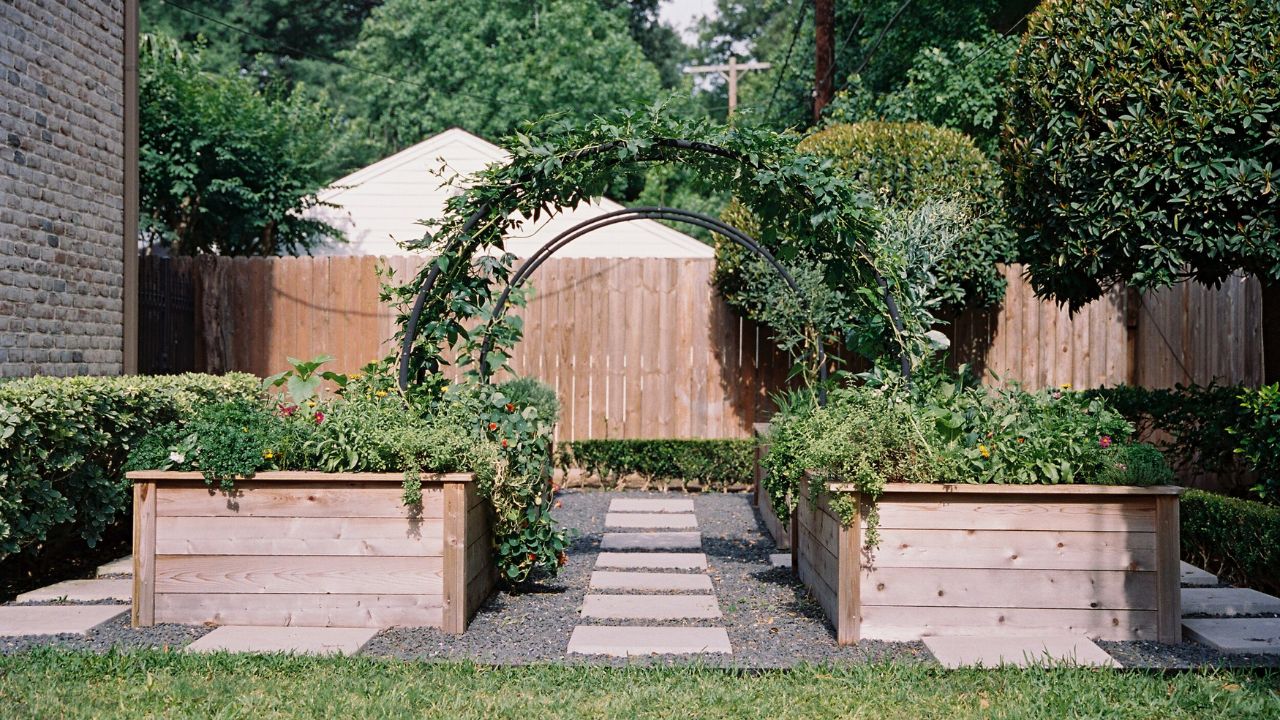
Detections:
[1003, 0, 1280, 309]
[139, 35, 342, 256]
[338, 0, 663, 156]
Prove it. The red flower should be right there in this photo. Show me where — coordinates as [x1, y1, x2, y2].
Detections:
[488, 422, 498, 431]
[314, 411, 325, 424]
[501, 439, 508, 448]
[505, 403, 515, 412]
[1099, 435, 1112, 449]
[279, 405, 297, 417]
[527, 552, 537, 563]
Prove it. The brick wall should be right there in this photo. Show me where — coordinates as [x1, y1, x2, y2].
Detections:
[0, 0, 125, 377]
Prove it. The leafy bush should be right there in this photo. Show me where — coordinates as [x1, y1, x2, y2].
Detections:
[556, 439, 753, 492]
[0, 374, 259, 559]
[1083, 384, 1249, 478]
[1235, 383, 1280, 503]
[1002, 0, 1280, 309]
[795, 121, 1013, 312]
[1181, 489, 1280, 596]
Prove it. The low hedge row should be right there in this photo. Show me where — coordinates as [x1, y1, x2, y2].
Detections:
[1181, 489, 1280, 596]
[556, 439, 754, 491]
[0, 373, 260, 559]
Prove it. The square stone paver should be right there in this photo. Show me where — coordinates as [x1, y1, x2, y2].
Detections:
[609, 498, 696, 514]
[595, 552, 708, 570]
[97, 556, 133, 577]
[924, 636, 1120, 669]
[185, 626, 378, 655]
[0, 606, 127, 637]
[769, 553, 792, 568]
[15, 578, 132, 603]
[589, 571, 714, 592]
[581, 594, 721, 620]
[604, 512, 698, 529]
[1180, 562, 1217, 587]
[600, 532, 702, 551]
[1181, 587, 1280, 617]
[1184, 618, 1280, 655]
[568, 625, 731, 656]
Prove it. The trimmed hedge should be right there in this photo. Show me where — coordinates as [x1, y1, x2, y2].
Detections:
[0, 373, 260, 559]
[1182, 489, 1280, 596]
[556, 439, 753, 492]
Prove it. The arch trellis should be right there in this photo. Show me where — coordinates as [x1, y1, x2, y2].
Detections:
[395, 129, 911, 394]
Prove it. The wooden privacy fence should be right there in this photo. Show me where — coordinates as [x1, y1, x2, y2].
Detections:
[138, 255, 1263, 440]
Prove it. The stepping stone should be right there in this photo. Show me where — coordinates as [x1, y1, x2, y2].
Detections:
[924, 635, 1120, 669]
[1184, 618, 1280, 655]
[97, 556, 133, 577]
[581, 594, 721, 620]
[600, 532, 701, 551]
[605, 512, 698, 529]
[1180, 561, 1217, 587]
[609, 498, 695, 514]
[769, 553, 792, 568]
[590, 571, 714, 592]
[15, 578, 132, 603]
[568, 625, 731, 656]
[595, 552, 707, 570]
[0, 605, 127, 637]
[1181, 587, 1280, 617]
[185, 626, 378, 655]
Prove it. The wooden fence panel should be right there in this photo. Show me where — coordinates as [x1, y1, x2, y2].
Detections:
[139, 256, 1264, 439]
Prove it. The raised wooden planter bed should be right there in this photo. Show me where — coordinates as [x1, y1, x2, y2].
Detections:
[794, 475, 1183, 644]
[753, 423, 792, 551]
[127, 471, 495, 632]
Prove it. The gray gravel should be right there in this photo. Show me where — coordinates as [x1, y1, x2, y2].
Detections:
[3, 488, 1277, 669]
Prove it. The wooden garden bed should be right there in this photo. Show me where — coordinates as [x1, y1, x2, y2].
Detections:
[127, 471, 495, 632]
[794, 475, 1183, 644]
[753, 423, 792, 551]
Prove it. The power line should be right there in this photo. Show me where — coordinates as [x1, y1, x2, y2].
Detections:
[155, 0, 538, 110]
[850, 0, 914, 79]
[957, 12, 1032, 73]
[764, 1, 809, 120]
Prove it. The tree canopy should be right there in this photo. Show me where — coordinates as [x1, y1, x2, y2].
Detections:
[339, 0, 665, 157]
[1002, 0, 1280, 309]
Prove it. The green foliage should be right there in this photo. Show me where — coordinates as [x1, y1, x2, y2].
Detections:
[797, 121, 1013, 312]
[1182, 489, 1280, 596]
[1083, 384, 1248, 478]
[139, 33, 344, 256]
[340, 0, 663, 155]
[1093, 443, 1174, 488]
[556, 439, 754, 492]
[1002, 0, 1280, 309]
[262, 354, 350, 405]
[825, 31, 1020, 156]
[0, 374, 259, 559]
[1235, 383, 1280, 503]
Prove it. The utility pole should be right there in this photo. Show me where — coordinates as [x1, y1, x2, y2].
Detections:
[814, 0, 835, 121]
[683, 56, 772, 115]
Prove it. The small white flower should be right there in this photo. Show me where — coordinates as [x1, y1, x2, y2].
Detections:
[168, 451, 186, 464]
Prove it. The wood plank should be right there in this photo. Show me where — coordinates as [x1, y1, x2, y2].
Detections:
[867, 528, 1157, 571]
[155, 555, 444, 594]
[847, 483, 1182, 496]
[441, 480, 467, 633]
[837, 496, 862, 644]
[155, 516, 444, 556]
[867, 496, 1158, 532]
[464, 561, 496, 619]
[1155, 495, 1181, 642]
[860, 606, 1159, 642]
[860, 566, 1157, 610]
[154, 593, 443, 628]
[130, 471, 473, 484]
[131, 481, 156, 627]
[155, 483, 442, 518]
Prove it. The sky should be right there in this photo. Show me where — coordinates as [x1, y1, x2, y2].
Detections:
[659, 0, 718, 42]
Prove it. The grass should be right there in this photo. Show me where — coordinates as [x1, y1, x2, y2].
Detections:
[0, 650, 1277, 719]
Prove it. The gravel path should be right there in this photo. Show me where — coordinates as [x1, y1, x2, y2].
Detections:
[3, 488, 1278, 668]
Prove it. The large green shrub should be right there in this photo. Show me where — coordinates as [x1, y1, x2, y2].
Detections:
[0, 374, 259, 558]
[1182, 489, 1280, 596]
[1002, 0, 1280, 309]
[556, 439, 753, 492]
[795, 122, 1013, 312]
[1234, 383, 1280, 503]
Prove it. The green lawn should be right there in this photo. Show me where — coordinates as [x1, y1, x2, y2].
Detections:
[0, 650, 1276, 719]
